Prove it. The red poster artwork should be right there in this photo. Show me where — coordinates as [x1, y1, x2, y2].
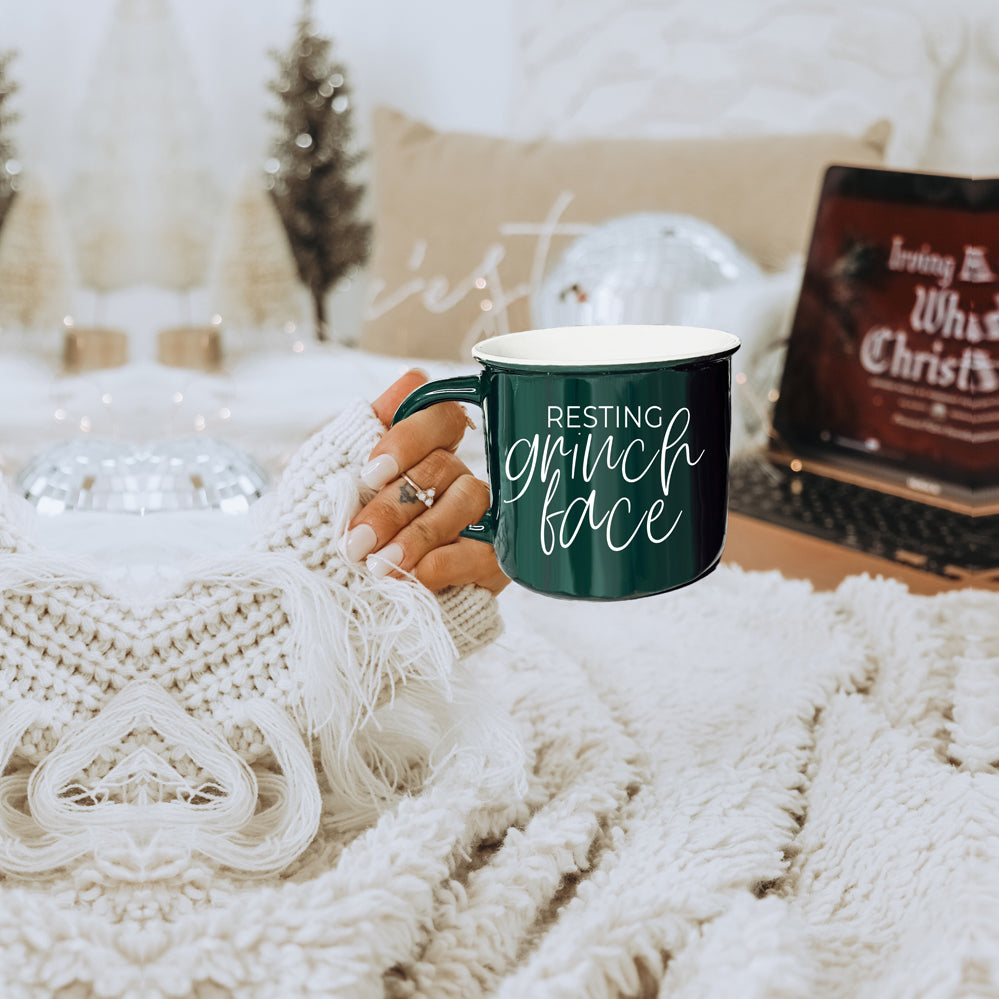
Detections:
[775, 177, 999, 491]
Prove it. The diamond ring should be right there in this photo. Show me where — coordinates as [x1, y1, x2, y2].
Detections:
[400, 473, 436, 508]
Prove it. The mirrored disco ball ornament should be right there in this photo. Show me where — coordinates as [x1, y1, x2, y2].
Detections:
[531, 213, 761, 329]
[17, 438, 269, 516]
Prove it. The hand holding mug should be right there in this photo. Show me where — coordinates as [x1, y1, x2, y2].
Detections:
[342, 369, 509, 594]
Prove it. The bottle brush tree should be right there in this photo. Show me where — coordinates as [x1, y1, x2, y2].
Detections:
[266, 1, 371, 343]
[0, 176, 74, 333]
[0, 50, 19, 234]
[212, 174, 305, 335]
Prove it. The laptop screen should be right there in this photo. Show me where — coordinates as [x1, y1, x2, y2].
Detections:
[772, 165, 999, 500]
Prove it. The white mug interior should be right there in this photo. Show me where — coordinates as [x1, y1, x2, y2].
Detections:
[472, 325, 740, 368]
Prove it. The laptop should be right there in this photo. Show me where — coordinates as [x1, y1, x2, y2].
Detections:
[727, 164, 999, 591]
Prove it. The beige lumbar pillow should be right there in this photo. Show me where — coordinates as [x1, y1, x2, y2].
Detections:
[360, 106, 889, 361]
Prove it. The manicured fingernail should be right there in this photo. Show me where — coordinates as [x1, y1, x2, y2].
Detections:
[360, 454, 399, 490]
[367, 543, 404, 579]
[343, 523, 377, 562]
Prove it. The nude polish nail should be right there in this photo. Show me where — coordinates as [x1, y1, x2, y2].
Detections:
[343, 523, 377, 562]
[367, 543, 404, 579]
[360, 454, 399, 490]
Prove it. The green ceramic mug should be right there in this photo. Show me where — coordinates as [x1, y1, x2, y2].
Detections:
[393, 325, 740, 600]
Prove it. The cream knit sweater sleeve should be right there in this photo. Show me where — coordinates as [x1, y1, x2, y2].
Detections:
[257, 399, 503, 659]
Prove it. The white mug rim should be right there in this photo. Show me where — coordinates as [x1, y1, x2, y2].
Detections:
[471, 324, 740, 369]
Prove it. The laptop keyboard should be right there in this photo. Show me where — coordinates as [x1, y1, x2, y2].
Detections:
[729, 457, 999, 578]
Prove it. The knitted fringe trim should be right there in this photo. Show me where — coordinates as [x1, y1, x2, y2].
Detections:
[181, 547, 464, 822]
[0, 546, 507, 872]
[0, 681, 322, 876]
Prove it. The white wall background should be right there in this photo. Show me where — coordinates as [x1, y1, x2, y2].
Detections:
[0, 0, 516, 191]
[3, 0, 997, 199]
[2, 0, 995, 204]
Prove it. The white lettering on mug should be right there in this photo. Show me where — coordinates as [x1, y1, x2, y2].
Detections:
[504, 407, 705, 555]
[545, 405, 665, 429]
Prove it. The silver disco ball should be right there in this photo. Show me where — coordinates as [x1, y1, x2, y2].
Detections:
[16, 438, 269, 516]
[531, 212, 761, 329]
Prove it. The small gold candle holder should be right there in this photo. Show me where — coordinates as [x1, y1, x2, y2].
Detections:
[62, 326, 130, 374]
[157, 324, 224, 372]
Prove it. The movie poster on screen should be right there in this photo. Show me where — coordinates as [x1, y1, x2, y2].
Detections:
[776, 190, 999, 486]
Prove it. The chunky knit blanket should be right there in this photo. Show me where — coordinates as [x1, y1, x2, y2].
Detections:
[0, 401, 996, 998]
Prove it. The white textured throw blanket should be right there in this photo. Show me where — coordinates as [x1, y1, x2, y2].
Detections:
[0, 402, 996, 998]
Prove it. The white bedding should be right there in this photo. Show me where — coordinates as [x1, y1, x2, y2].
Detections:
[0, 545, 995, 996]
[0, 315, 997, 995]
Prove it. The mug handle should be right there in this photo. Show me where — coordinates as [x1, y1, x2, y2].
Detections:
[391, 373, 496, 544]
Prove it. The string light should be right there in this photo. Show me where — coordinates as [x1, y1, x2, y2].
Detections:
[47, 373, 238, 448]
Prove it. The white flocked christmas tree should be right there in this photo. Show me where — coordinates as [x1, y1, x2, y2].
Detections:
[0, 175, 74, 351]
[64, 0, 217, 296]
[0, 50, 18, 235]
[210, 174, 307, 351]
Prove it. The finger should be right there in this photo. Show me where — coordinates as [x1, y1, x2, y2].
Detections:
[413, 538, 510, 594]
[344, 448, 468, 560]
[371, 369, 429, 428]
[365, 473, 491, 580]
[361, 401, 470, 491]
